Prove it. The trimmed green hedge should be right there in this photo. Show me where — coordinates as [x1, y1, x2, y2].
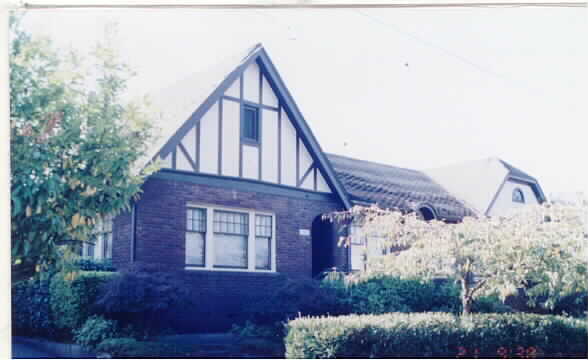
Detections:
[12, 279, 54, 337]
[96, 337, 197, 358]
[50, 271, 118, 336]
[285, 312, 587, 358]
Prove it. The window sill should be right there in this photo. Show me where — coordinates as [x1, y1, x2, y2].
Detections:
[184, 266, 277, 274]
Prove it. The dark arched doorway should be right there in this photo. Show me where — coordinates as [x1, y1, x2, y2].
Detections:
[311, 215, 336, 277]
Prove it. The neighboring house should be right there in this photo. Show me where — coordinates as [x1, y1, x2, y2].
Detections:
[424, 157, 546, 217]
[102, 43, 544, 330]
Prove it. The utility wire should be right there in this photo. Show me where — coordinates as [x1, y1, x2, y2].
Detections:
[352, 8, 551, 98]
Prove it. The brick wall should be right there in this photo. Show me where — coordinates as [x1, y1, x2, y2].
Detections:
[111, 173, 348, 331]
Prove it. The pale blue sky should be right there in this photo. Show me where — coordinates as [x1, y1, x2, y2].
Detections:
[19, 6, 588, 198]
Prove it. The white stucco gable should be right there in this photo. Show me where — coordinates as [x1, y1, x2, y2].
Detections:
[424, 157, 508, 215]
[424, 157, 545, 217]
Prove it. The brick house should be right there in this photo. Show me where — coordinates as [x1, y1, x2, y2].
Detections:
[84, 44, 544, 330]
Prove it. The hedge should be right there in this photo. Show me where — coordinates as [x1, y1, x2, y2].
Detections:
[285, 312, 587, 358]
[12, 279, 54, 337]
[50, 271, 118, 336]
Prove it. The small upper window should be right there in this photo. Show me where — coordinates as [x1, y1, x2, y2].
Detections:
[242, 106, 259, 143]
[513, 188, 525, 203]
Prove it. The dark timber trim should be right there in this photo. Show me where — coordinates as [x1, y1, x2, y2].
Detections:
[222, 95, 279, 112]
[178, 142, 197, 171]
[172, 149, 177, 169]
[296, 135, 300, 187]
[277, 104, 282, 184]
[195, 122, 200, 172]
[298, 164, 314, 187]
[218, 99, 223, 175]
[258, 106, 263, 180]
[152, 169, 340, 203]
[313, 167, 318, 191]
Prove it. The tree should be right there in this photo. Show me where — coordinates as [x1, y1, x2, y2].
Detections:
[10, 16, 158, 282]
[328, 200, 588, 315]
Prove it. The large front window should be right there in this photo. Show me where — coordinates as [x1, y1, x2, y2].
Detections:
[185, 205, 275, 272]
[83, 215, 113, 260]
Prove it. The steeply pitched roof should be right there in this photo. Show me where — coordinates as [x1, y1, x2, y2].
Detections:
[498, 159, 546, 203]
[141, 43, 351, 208]
[326, 153, 476, 221]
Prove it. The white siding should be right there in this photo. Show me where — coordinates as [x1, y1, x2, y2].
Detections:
[261, 109, 278, 183]
[262, 76, 278, 107]
[221, 100, 240, 177]
[243, 63, 260, 103]
[488, 180, 539, 217]
[242, 144, 259, 179]
[280, 111, 297, 186]
[316, 171, 331, 193]
[298, 139, 313, 182]
[225, 77, 240, 98]
[180, 125, 197, 163]
[199, 103, 219, 174]
[176, 147, 193, 171]
[160, 153, 172, 169]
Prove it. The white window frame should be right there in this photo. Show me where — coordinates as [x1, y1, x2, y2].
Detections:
[82, 215, 113, 260]
[185, 203, 277, 273]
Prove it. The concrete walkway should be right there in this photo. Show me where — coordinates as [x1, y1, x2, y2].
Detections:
[12, 339, 57, 359]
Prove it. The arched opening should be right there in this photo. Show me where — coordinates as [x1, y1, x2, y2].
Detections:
[311, 215, 336, 278]
[513, 188, 525, 203]
[418, 206, 436, 221]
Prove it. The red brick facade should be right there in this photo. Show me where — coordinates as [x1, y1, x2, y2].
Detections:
[111, 171, 348, 331]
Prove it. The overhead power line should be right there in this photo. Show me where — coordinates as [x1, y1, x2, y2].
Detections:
[19, 1, 588, 10]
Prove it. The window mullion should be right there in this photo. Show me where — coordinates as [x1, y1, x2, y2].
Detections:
[206, 208, 214, 269]
[271, 214, 276, 271]
[248, 211, 255, 271]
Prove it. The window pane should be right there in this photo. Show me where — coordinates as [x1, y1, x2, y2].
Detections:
[187, 208, 206, 232]
[214, 233, 247, 268]
[243, 107, 259, 141]
[186, 232, 205, 266]
[256, 236, 271, 270]
[87, 243, 95, 258]
[104, 233, 113, 259]
[214, 211, 248, 235]
[351, 244, 364, 271]
[255, 215, 272, 237]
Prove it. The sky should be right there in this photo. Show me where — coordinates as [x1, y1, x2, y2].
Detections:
[17, 5, 588, 199]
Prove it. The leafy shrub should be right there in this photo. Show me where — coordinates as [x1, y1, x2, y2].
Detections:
[472, 294, 514, 314]
[285, 312, 587, 358]
[74, 258, 116, 272]
[11, 279, 54, 337]
[240, 277, 351, 336]
[49, 271, 118, 337]
[94, 264, 193, 336]
[74, 315, 118, 349]
[553, 292, 587, 318]
[96, 337, 196, 358]
[348, 275, 461, 314]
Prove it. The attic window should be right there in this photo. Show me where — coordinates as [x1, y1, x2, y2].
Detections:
[242, 105, 259, 144]
[513, 188, 525, 203]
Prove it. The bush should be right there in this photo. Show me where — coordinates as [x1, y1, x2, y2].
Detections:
[553, 292, 587, 318]
[472, 294, 514, 314]
[285, 312, 587, 358]
[74, 258, 116, 272]
[11, 279, 54, 337]
[344, 275, 461, 314]
[74, 315, 118, 349]
[239, 277, 351, 337]
[96, 337, 196, 358]
[49, 271, 118, 337]
[94, 264, 193, 336]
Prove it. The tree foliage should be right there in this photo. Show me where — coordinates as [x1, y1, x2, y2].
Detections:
[10, 16, 158, 281]
[328, 200, 588, 314]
